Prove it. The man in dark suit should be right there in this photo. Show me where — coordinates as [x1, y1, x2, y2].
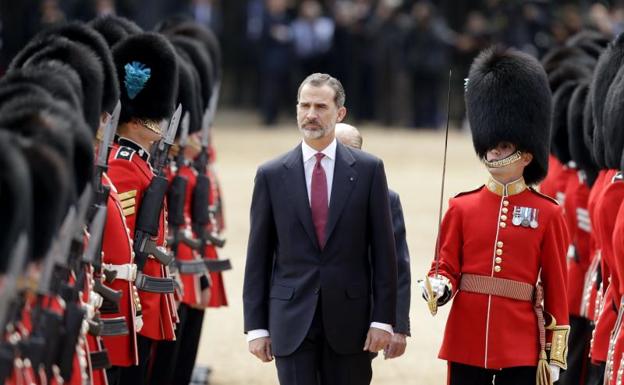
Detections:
[335, 123, 411, 359]
[243, 73, 398, 385]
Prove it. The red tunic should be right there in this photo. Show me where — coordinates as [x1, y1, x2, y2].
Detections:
[430, 178, 569, 369]
[540, 154, 565, 199]
[107, 138, 176, 341]
[590, 169, 620, 363]
[564, 173, 592, 317]
[591, 173, 624, 382]
[607, 190, 624, 385]
[582, 170, 612, 322]
[169, 163, 204, 306]
[99, 173, 139, 366]
[206, 166, 227, 307]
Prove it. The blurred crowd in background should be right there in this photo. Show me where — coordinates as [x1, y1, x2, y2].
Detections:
[2, 0, 624, 128]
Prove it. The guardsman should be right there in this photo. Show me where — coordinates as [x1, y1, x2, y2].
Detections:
[558, 80, 597, 385]
[588, 50, 624, 385]
[422, 47, 569, 385]
[150, 46, 211, 385]
[583, 33, 624, 385]
[107, 32, 179, 385]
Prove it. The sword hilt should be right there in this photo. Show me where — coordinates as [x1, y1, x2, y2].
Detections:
[424, 276, 439, 316]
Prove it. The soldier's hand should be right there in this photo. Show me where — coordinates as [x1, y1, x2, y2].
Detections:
[550, 364, 560, 382]
[418, 277, 451, 306]
[249, 337, 273, 362]
[363, 328, 392, 352]
[383, 333, 407, 359]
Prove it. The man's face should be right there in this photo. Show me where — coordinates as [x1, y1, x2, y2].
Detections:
[485, 141, 532, 178]
[485, 141, 516, 162]
[297, 84, 346, 141]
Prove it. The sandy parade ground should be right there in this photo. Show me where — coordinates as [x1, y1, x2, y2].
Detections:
[195, 110, 490, 384]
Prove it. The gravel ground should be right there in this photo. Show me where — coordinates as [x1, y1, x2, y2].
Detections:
[194, 111, 487, 384]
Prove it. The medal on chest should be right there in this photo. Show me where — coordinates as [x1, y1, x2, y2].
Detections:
[512, 206, 539, 228]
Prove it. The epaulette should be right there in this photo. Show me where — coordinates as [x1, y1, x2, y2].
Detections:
[612, 172, 624, 183]
[454, 185, 484, 198]
[114, 146, 135, 161]
[529, 187, 560, 205]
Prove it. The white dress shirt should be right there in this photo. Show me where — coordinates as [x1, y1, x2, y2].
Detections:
[247, 138, 393, 342]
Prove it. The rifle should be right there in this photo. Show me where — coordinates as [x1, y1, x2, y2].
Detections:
[168, 112, 202, 252]
[90, 101, 123, 314]
[191, 83, 230, 272]
[133, 105, 181, 293]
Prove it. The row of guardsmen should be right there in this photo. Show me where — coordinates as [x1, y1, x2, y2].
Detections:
[535, 28, 624, 385]
[0, 13, 231, 385]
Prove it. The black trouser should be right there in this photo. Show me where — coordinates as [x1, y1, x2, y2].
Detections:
[172, 306, 205, 384]
[448, 362, 536, 385]
[150, 304, 189, 385]
[275, 297, 373, 385]
[150, 303, 206, 385]
[114, 335, 153, 385]
[585, 362, 605, 385]
[559, 315, 593, 385]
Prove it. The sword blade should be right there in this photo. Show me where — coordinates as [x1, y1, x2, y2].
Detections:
[164, 104, 183, 145]
[433, 69, 453, 278]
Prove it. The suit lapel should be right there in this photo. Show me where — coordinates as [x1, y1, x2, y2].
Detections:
[282, 144, 319, 249]
[324, 143, 357, 246]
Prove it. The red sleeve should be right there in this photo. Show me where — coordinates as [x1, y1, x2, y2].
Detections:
[428, 199, 463, 292]
[541, 206, 570, 329]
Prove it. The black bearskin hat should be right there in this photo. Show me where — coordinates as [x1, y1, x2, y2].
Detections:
[0, 95, 93, 197]
[548, 61, 592, 93]
[9, 36, 104, 132]
[466, 47, 552, 185]
[1, 62, 84, 112]
[590, 33, 624, 166]
[566, 30, 609, 59]
[17, 139, 70, 261]
[162, 21, 222, 82]
[170, 35, 213, 110]
[34, 21, 119, 113]
[568, 82, 599, 185]
[89, 15, 142, 48]
[112, 32, 179, 124]
[602, 65, 624, 169]
[174, 51, 202, 135]
[551, 80, 578, 164]
[541, 46, 595, 75]
[0, 131, 32, 271]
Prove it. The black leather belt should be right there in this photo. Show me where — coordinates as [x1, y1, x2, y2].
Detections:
[135, 272, 175, 293]
[100, 317, 129, 336]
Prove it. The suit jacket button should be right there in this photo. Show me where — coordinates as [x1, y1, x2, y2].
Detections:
[314, 287, 320, 294]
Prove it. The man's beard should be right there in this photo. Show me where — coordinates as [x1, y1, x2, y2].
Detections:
[299, 124, 329, 140]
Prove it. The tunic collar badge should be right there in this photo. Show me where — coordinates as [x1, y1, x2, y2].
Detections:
[486, 177, 527, 197]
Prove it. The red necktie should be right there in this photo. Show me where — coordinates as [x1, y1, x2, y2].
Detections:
[311, 153, 328, 249]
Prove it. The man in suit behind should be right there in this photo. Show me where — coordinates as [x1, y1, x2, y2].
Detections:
[335, 123, 411, 359]
[243, 73, 398, 385]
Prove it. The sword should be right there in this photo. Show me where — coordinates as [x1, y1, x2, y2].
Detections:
[425, 69, 452, 316]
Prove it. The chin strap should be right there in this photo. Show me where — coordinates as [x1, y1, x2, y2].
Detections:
[483, 151, 522, 168]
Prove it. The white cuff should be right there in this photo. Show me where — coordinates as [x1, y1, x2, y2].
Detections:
[246, 329, 270, 342]
[370, 322, 394, 335]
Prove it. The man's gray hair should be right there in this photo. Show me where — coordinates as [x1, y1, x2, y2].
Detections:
[297, 73, 346, 108]
[335, 123, 363, 150]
